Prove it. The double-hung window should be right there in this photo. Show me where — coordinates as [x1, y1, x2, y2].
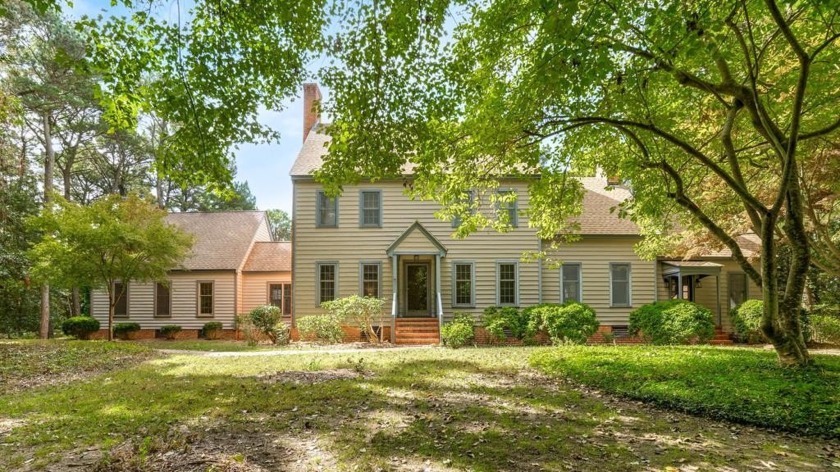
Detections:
[561, 263, 582, 303]
[113, 281, 128, 318]
[496, 190, 518, 228]
[728, 273, 748, 309]
[452, 262, 475, 307]
[610, 263, 632, 307]
[496, 262, 518, 306]
[316, 191, 338, 227]
[154, 282, 171, 317]
[359, 190, 382, 227]
[269, 283, 293, 315]
[197, 281, 214, 316]
[452, 190, 475, 228]
[360, 263, 381, 298]
[317, 263, 338, 304]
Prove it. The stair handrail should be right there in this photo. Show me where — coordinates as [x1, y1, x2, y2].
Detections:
[436, 291, 443, 337]
[390, 293, 397, 343]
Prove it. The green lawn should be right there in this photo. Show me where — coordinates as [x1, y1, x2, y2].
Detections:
[0, 343, 837, 471]
[0, 340, 154, 395]
[531, 345, 840, 438]
[134, 339, 281, 352]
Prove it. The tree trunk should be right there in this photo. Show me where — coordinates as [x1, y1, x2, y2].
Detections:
[108, 300, 114, 342]
[39, 113, 54, 339]
[71, 287, 81, 317]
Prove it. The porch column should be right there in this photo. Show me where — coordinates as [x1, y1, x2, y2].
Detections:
[391, 254, 397, 343]
[435, 253, 443, 338]
[716, 274, 722, 328]
[677, 273, 683, 299]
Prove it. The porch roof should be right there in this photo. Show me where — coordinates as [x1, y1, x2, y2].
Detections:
[386, 221, 448, 257]
[661, 261, 722, 277]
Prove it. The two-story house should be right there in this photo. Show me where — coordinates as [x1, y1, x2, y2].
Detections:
[290, 84, 759, 345]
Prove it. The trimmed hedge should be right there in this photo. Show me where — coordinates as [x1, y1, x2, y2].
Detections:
[441, 313, 475, 348]
[159, 324, 182, 340]
[482, 306, 534, 341]
[296, 313, 344, 343]
[629, 300, 715, 344]
[61, 316, 100, 340]
[113, 322, 141, 335]
[528, 302, 599, 345]
[202, 321, 224, 340]
[731, 299, 765, 343]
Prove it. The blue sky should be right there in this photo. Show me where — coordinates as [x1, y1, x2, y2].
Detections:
[70, 0, 332, 214]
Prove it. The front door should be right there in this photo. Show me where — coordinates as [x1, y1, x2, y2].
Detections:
[405, 263, 431, 316]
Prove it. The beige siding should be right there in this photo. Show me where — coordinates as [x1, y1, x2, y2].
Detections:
[241, 271, 292, 314]
[91, 271, 237, 330]
[657, 260, 761, 332]
[541, 237, 656, 325]
[293, 179, 542, 323]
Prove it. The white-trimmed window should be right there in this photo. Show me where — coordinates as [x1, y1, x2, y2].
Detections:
[496, 262, 519, 306]
[154, 282, 171, 317]
[561, 263, 582, 303]
[610, 263, 631, 307]
[316, 191, 338, 227]
[452, 262, 475, 307]
[496, 190, 518, 228]
[359, 190, 382, 227]
[317, 263, 338, 304]
[113, 281, 128, 318]
[197, 281, 214, 317]
[360, 262, 381, 298]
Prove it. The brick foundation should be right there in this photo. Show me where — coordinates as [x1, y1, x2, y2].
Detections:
[161, 329, 200, 340]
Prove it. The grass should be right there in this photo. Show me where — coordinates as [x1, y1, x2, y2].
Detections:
[530, 345, 840, 438]
[1, 343, 837, 470]
[134, 339, 280, 352]
[0, 340, 154, 395]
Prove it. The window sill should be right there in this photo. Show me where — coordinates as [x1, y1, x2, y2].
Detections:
[452, 304, 475, 309]
[196, 314, 215, 318]
[359, 225, 382, 229]
[153, 315, 172, 319]
[609, 305, 632, 309]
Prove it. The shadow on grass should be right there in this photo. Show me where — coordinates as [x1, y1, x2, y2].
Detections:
[0, 349, 836, 471]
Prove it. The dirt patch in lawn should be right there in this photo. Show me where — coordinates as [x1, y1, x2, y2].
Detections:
[253, 368, 372, 385]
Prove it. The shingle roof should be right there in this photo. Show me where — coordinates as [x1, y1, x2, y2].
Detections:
[165, 211, 268, 271]
[290, 124, 331, 176]
[693, 233, 761, 259]
[242, 242, 291, 272]
[574, 178, 640, 235]
[289, 129, 640, 235]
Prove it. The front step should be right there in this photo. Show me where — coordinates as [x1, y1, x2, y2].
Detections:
[710, 329, 734, 345]
[394, 317, 440, 345]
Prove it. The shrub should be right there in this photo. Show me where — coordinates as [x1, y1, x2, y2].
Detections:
[113, 322, 141, 340]
[234, 314, 260, 346]
[322, 295, 386, 343]
[528, 302, 599, 345]
[248, 305, 290, 345]
[296, 312, 345, 343]
[482, 306, 535, 341]
[441, 313, 475, 348]
[811, 314, 840, 345]
[731, 299, 765, 343]
[731, 299, 811, 344]
[61, 316, 100, 340]
[202, 321, 224, 340]
[629, 300, 715, 345]
[159, 324, 182, 340]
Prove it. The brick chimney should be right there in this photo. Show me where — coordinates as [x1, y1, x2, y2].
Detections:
[302, 83, 322, 143]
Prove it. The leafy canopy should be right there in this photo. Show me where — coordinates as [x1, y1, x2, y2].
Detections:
[28, 193, 194, 291]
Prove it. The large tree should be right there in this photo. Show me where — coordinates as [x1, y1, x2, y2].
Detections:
[266, 209, 292, 241]
[317, 0, 840, 366]
[28, 194, 193, 340]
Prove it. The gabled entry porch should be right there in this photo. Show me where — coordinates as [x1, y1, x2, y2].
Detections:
[386, 221, 447, 344]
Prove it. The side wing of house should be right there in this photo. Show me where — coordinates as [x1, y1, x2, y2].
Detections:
[90, 271, 237, 331]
